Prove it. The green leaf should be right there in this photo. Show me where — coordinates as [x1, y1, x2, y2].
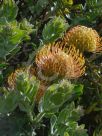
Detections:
[18, 97, 31, 113]
[20, 18, 34, 34]
[0, 73, 3, 86]
[42, 16, 68, 43]
[71, 0, 102, 25]
[0, 72, 40, 115]
[93, 125, 102, 136]
[57, 103, 80, 124]
[0, 20, 33, 60]
[0, 63, 7, 68]
[16, 72, 40, 104]
[39, 80, 76, 113]
[50, 92, 65, 106]
[0, 91, 20, 114]
[50, 115, 57, 135]
[0, 0, 18, 24]
[61, 0, 73, 6]
[73, 84, 84, 96]
[49, 102, 88, 136]
[64, 132, 70, 136]
[31, 0, 49, 15]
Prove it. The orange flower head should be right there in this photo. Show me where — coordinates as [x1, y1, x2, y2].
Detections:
[35, 43, 85, 81]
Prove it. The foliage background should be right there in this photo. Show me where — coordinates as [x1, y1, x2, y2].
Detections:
[0, 0, 102, 136]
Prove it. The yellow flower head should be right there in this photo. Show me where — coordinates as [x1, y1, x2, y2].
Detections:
[35, 43, 85, 81]
[64, 25, 101, 52]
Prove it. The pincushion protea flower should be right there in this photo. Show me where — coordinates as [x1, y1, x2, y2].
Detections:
[35, 43, 85, 81]
[64, 25, 102, 52]
[7, 67, 48, 103]
[8, 68, 25, 90]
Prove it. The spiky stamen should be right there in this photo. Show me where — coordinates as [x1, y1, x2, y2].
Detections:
[35, 43, 85, 81]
